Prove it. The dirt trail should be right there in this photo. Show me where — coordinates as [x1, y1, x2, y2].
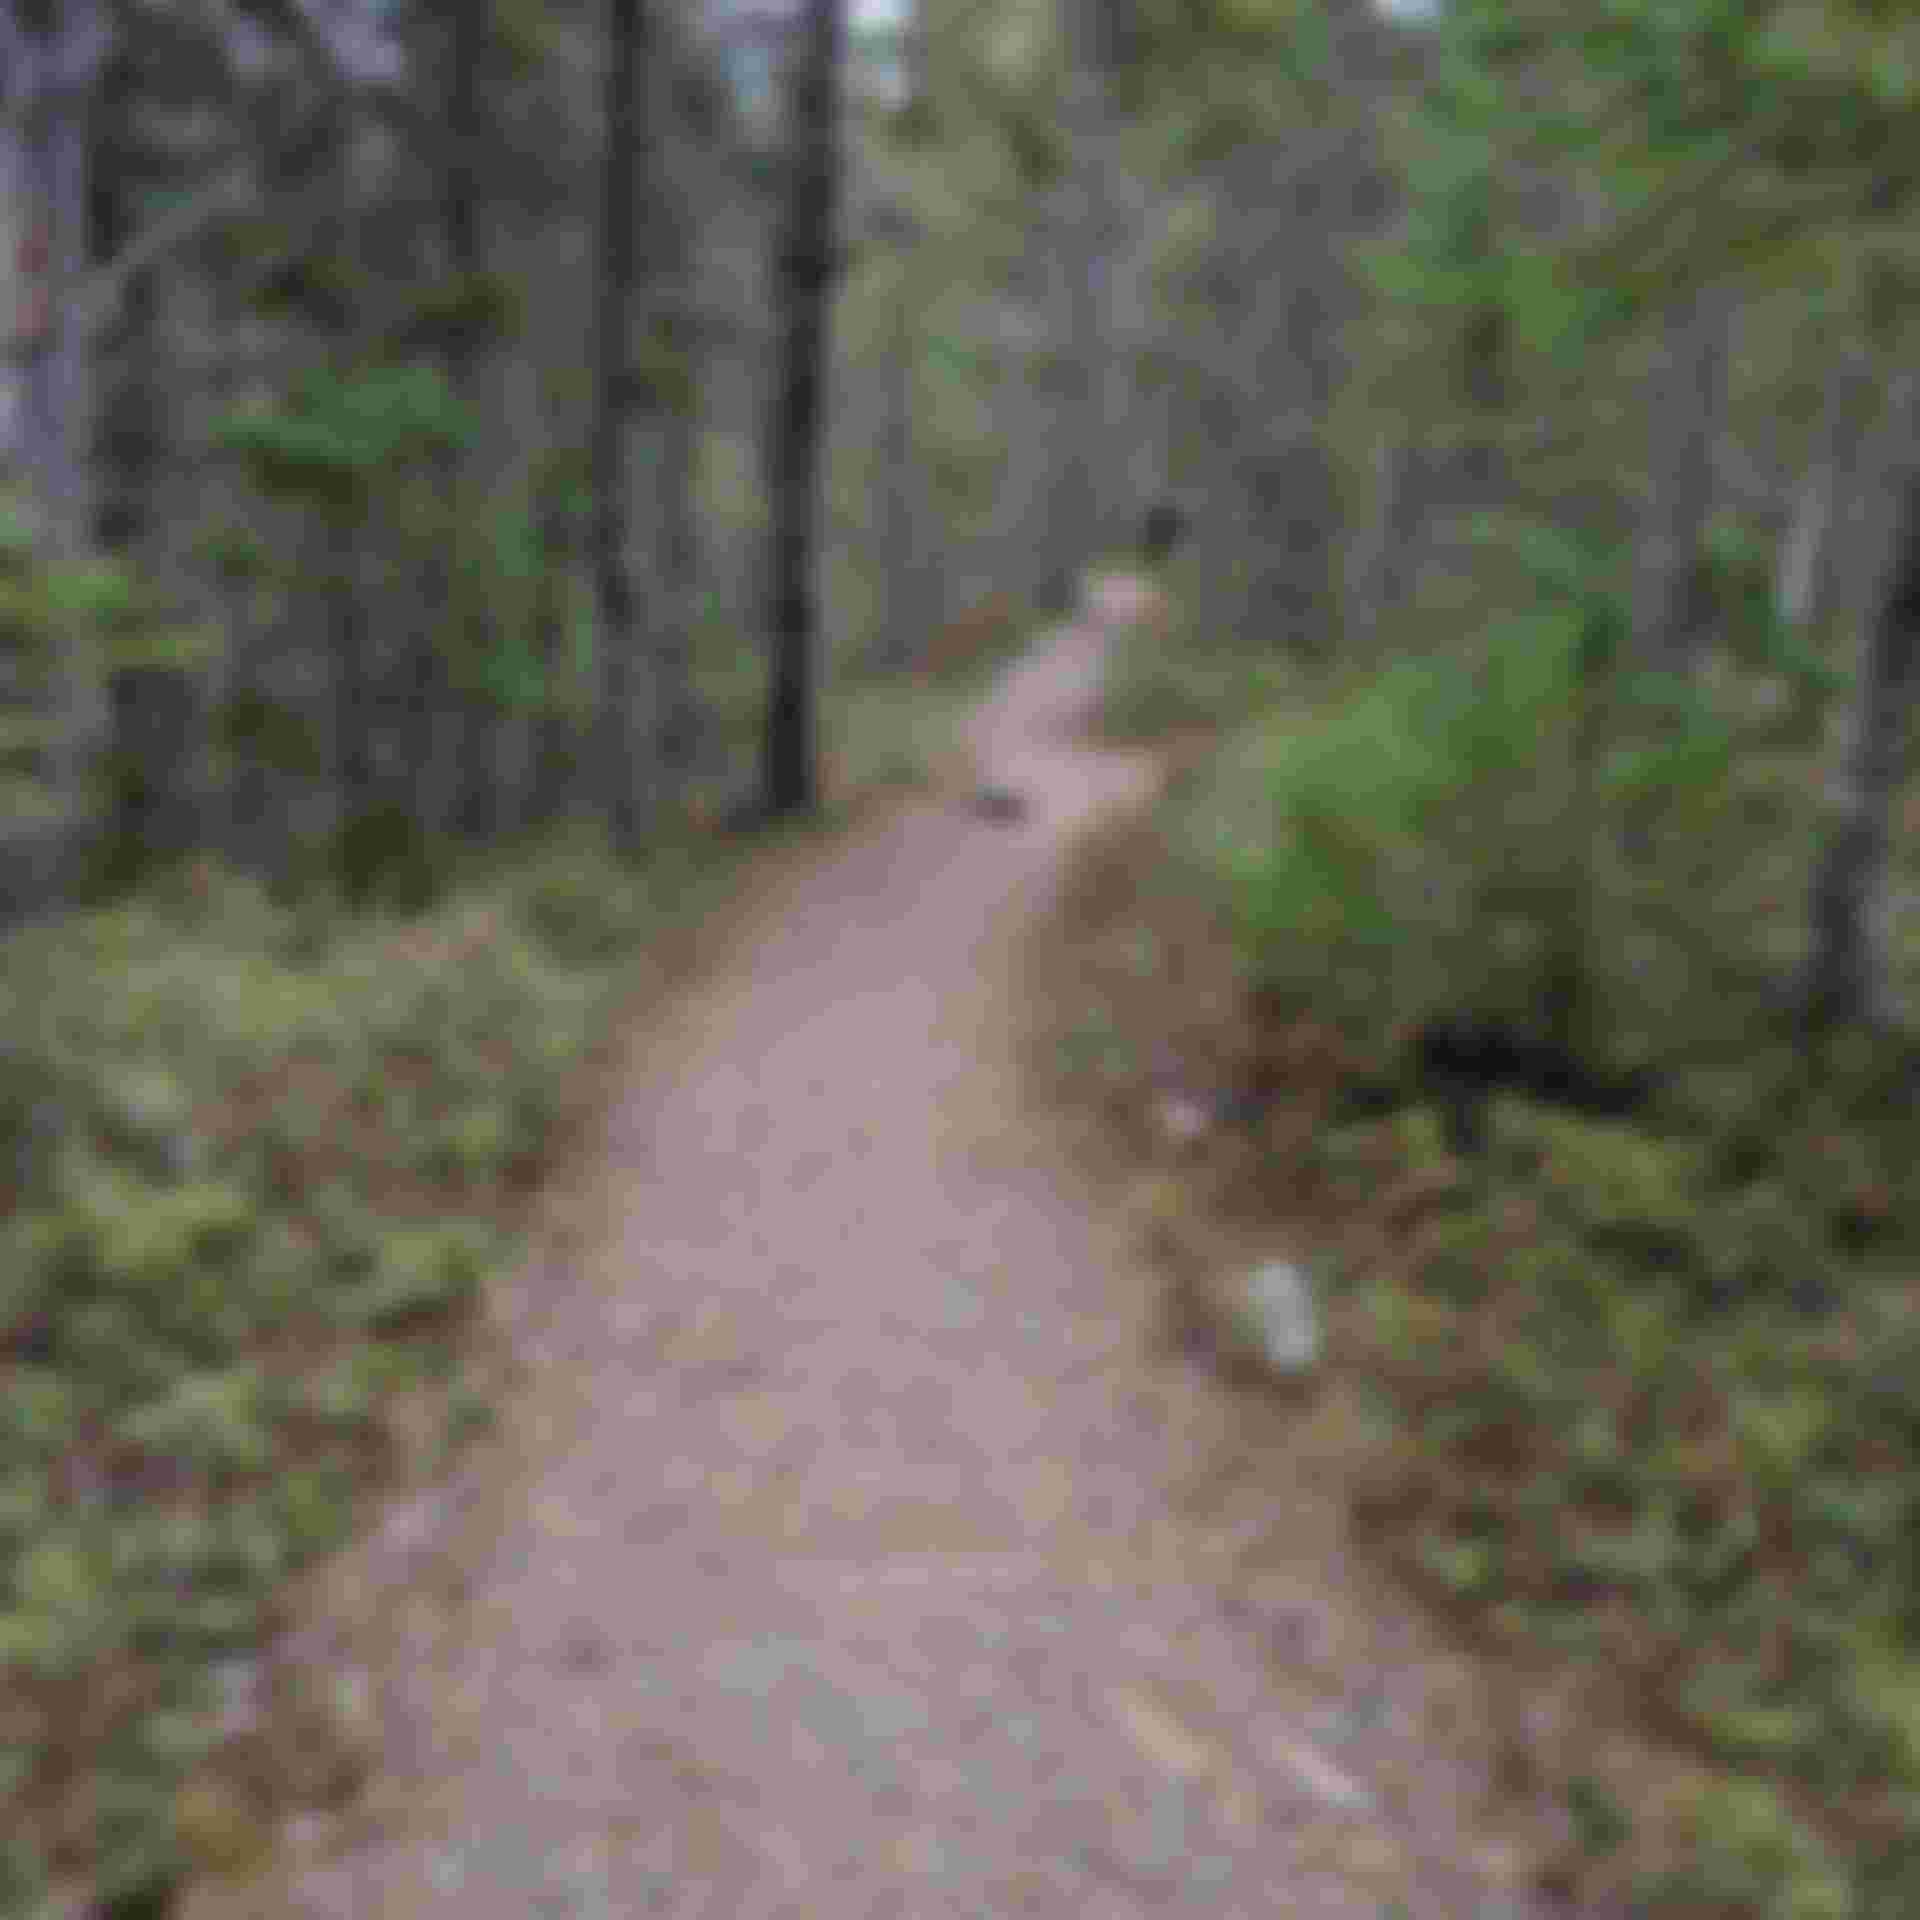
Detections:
[184, 596, 1565, 1919]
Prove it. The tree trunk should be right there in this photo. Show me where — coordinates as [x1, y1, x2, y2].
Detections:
[419, 0, 484, 849]
[1353, 431, 1431, 640]
[756, 0, 844, 821]
[1797, 371, 1920, 1034]
[872, 214, 924, 670]
[92, 36, 199, 887]
[644, 49, 703, 787]
[984, 240, 1059, 615]
[528, 438, 581, 831]
[3, 0, 110, 888]
[1777, 346, 1872, 637]
[1042, 0, 1129, 612]
[87, 42, 161, 562]
[591, 0, 651, 853]
[1633, 284, 1734, 673]
[1195, 135, 1353, 661]
[306, 99, 380, 902]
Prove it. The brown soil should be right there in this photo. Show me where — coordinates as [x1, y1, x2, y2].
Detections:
[177, 591, 1590, 1919]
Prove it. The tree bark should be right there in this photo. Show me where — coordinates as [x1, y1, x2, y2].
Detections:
[1633, 284, 1734, 673]
[644, 44, 703, 786]
[870, 206, 927, 670]
[3, 0, 110, 877]
[1777, 346, 1872, 638]
[418, 0, 484, 849]
[757, 0, 844, 820]
[591, 0, 651, 853]
[1797, 371, 1920, 1034]
[1042, 0, 1130, 611]
[91, 35, 204, 885]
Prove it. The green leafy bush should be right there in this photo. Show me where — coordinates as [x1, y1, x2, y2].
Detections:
[1316, 1072, 1920, 1917]
[1193, 516, 1786, 1086]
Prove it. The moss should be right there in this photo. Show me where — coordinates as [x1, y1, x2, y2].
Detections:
[339, 1223, 496, 1333]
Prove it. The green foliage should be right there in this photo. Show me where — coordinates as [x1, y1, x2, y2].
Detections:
[380, 271, 523, 362]
[445, 501, 558, 709]
[512, 837, 669, 967]
[0, 814, 768, 1913]
[212, 689, 327, 777]
[335, 801, 445, 913]
[1654, 1779, 1855, 1920]
[1317, 1046, 1920, 1915]
[216, 364, 476, 513]
[336, 1224, 498, 1333]
[1706, 513, 1853, 699]
[0, 508, 174, 704]
[1196, 513, 1772, 1064]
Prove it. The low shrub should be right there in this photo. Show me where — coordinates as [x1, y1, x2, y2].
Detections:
[0, 821, 746, 1914]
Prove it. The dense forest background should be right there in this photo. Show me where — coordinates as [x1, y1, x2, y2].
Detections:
[9, 0, 1920, 1915]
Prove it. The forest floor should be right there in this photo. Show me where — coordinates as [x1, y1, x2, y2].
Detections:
[176, 590, 1587, 1920]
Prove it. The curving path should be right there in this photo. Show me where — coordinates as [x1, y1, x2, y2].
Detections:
[183, 593, 1568, 1919]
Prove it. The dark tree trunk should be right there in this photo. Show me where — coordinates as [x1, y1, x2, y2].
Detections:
[591, 0, 649, 853]
[528, 454, 579, 830]
[1634, 285, 1733, 673]
[645, 53, 702, 786]
[1779, 347, 1875, 642]
[654, 330, 702, 775]
[1798, 375, 1920, 1034]
[102, 663, 199, 886]
[90, 41, 199, 891]
[873, 209, 922, 670]
[87, 44, 160, 560]
[3, 0, 110, 892]
[757, 0, 845, 821]
[419, 1, 486, 848]
[308, 102, 380, 901]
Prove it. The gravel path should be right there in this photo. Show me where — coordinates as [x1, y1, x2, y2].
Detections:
[181, 598, 1569, 1920]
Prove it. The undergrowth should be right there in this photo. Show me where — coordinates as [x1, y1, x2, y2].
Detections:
[0, 579, 1030, 1915]
[1030, 526, 1920, 1920]
[0, 829, 729, 1914]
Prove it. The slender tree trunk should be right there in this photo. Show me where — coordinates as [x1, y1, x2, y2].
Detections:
[1046, 162, 1100, 611]
[528, 438, 579, 830]
[91, 37, 201, 883]
[1355, 431, 1430, 639]
[987, 241, 1059, 615]
[757, 0, 845, 820]
[1777, 346, 1871, 637]
[1797, 371, 1920, 1034]
[644, 54, 702, 786]
[1633, 284, 1734, 673]
[4, 0, 109, 891]
[872, 210, 923, 670]
[418, 0, 484, 849]
[1456, 298, 1511, 507]
[655, 350, 702, 775]
[1195, 135, 1352, 660]
[591, 0, 650, 853]
[303, 97, 377, 902]
[1043, 0, 1128, 612]
[87, 44, 159, 561]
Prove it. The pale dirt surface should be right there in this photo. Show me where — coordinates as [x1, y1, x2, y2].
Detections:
[179, 590, 1584, 1920]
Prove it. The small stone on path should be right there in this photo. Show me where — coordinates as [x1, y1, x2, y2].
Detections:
[973, 782, 1028, 822]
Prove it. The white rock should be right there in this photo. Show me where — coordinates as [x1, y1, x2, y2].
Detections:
[1241, 1260, 1321, 1375]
